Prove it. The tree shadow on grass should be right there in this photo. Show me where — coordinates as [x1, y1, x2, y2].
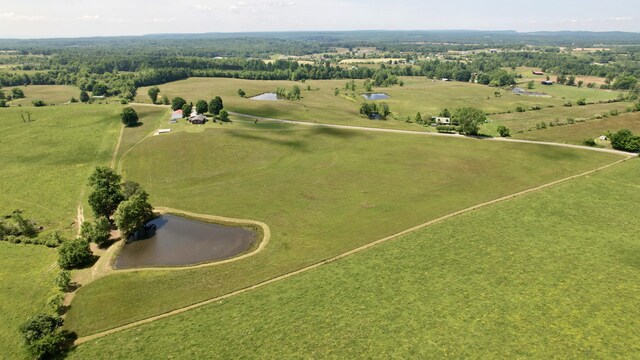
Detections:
[227, 130, 309, 152]
[126, 121, 145, 128]
[309, 126, 371, 139]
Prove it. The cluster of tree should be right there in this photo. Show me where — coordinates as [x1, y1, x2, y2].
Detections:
[609, 129, 640, 152]
[19, 313, 75, 359]
[359, 102, 391, 119]
[275, 85, 301, 100]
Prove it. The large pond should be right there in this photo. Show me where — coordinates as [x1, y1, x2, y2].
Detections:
[114, 214, 257, 269]
[361, 93, 390, 100]
[250, 92, 282, 101]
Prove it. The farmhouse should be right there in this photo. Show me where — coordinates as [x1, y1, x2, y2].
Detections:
[541, 80, 554, 85]
[433, 117, 451, 125]
[532, 71, 544, 75]
[190, 114, 207, 124]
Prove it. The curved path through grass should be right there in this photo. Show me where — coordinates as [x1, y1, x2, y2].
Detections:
[74, 155, 634, 345]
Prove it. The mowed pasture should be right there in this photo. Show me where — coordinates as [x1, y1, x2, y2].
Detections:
[69, 158, 640, 359]
[0, 104, 166, 235]
[8, 85, 81, 106]
[136, 77, 622, 132]
[0, 105, 120, 234]
[65, 121, 622, 336]
[513, 112, 640, 145]
[0, 243, 58, 359]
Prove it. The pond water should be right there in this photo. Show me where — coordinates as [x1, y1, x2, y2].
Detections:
[250, 93, 282, 101]
[361, 93, 390, 100]
[114, 214, 256, 269]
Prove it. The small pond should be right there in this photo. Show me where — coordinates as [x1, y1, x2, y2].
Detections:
[361, 93, 390, 100]
[114, 214, 256, 269]
[250, 92, 282, 101]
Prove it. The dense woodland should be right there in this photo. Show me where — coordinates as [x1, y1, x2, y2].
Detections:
[0, 31, 639, 99]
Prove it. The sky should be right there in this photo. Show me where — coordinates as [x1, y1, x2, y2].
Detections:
[0, 0, 639, 38]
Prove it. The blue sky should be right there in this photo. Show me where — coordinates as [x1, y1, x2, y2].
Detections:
[0, 0, 638, 38]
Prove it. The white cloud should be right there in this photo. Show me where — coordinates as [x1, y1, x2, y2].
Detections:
[0, 12, 48, 21]
[194, 4, 212, 11]
[77, 15, 99, 21]
[609, 17, 634, 21]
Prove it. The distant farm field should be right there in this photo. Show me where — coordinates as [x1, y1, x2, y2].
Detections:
[513, 112, 640, 145]
[136, 77, 622, 132]
[484, 102, 632, 135]
[65, 121, 622, 336]
[8, 85, 81, 106]
[0, 243, 58, 359]
[69, 156, 640, 359]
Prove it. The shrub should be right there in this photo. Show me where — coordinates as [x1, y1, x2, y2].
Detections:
[610, 129, 640, 152]
[54, 270, 71, 291]
[436, 125, 457, 133]
[47, 292, 65, 314]
[610, 109, 619, 116]
[57, 239, 93, 270]
[515, 106, 525, 113]
[563, 101, 573, 107]
[583, 138, 597, 147]
[576, 98, 586, 106]
[32, 100, 46, 107]
[496, 125, 511, 137]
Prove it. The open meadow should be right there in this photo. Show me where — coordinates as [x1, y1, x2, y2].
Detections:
[0, 243, 58, 359]
[68, 155, 640, 359]
[513, 111, 640, 145]
[136, 77, 623, 133]
[8, 85, 81, 106]
[64, 119, 623, 336]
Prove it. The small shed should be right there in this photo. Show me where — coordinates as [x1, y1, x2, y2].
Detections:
[532, 71, 544, 75]
[170, 110, 183, 122]
[541, 80, 554, 86]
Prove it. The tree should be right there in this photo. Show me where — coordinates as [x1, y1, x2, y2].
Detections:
[219, 109, 230, 122]
[114, 191, 154, 239]
[79, 91, 90, 103]
[32, 99, 46, 107]
[378, 102, 390, 118]
[577, 80, 584, 88]
[527, 80, 535, 90]
[567, 75, 576, 86]
[439, 108, 451, 118]
[19, 314, 74, 360]
[11, 87, 25, 99]
[92, 83, 108, 96]
[209, 96, 223, 116]
[195, 99, 208, 115]
[80, 216, 111, 248]
[122, 180, 143, 199]
[147, 86, 160, 104]
[612, 76, 638, 90]
[161, 95, 170, 105]
[120, 107, 139, 127]
[610, 129, 640, 152]
[87, 166, 124, 218]
[496, 125, 511, 137]
[171, 97, 186, 111]
[452, 107, 486, 136]
[415, 112, 422, 123]
[291, 85, 301, 100]
[181, 103, 192, 118]
[237, 89, 246, 97]
[54, 270, 71, 291]
[58, 238, 92, 270]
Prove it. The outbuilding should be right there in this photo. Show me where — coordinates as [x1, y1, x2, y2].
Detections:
[541, 80, 554, 85]
[190, 114, 207, 124]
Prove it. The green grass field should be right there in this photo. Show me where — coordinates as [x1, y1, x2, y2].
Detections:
[513, 112, 640, 145]
[0, 104, 167, 236]
[8, 85, 81, 106]
[484, 102, 633, 135]
[0, 105, 122, 234]
[135, 77, 622, 133]
[68, 158, 640, 359]
[64, 120, 622, 336]
[0, 243, 58, 359]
